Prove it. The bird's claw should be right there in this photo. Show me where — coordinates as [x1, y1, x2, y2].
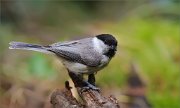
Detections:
[81, 81, 100, 92]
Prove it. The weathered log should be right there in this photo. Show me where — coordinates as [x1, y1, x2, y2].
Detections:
[50, 81, 120, 108]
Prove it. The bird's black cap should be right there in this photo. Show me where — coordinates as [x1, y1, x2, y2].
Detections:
[96, 34, 117, 47]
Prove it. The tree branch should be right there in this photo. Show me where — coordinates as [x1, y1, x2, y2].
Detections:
[50, 81, 120, 108]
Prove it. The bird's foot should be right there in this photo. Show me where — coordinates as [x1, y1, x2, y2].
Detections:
[81, 81, 100, 92]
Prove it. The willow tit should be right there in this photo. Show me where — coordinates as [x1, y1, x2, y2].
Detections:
[9, 34, 118, 90]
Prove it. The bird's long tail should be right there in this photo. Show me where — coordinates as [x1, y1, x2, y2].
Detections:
[9, 41, 52, 54]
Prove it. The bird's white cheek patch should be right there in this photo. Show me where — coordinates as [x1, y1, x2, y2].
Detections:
[93, 37, 104, 53]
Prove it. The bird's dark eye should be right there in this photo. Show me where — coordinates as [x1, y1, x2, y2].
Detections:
[111, 45, 117, 51]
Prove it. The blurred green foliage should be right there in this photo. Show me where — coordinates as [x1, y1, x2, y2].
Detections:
[99, 18, 180, 108]
[28, 54, 56, 79]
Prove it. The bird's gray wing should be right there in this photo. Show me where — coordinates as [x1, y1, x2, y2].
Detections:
[47, 38, 101, 67]
[50, 40, 79, 47]
[49, 48, 84, 63]
[80, 50, 102, 67]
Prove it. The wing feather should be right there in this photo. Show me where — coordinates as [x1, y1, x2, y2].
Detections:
[47, 38, 101, 67]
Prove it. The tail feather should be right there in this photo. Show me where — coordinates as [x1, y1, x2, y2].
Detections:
[9, 41, 52, 54]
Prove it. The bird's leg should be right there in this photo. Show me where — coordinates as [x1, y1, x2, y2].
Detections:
[68, 71, 99, 91]
[68, 71, 86, 87]
[88, 74, 95, 86]
[87, 74, 99, 91]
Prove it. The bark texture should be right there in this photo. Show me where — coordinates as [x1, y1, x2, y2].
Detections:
[50, 81, 120, 108]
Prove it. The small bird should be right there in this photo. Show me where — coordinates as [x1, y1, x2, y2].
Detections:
[9, 34, 118, 90]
